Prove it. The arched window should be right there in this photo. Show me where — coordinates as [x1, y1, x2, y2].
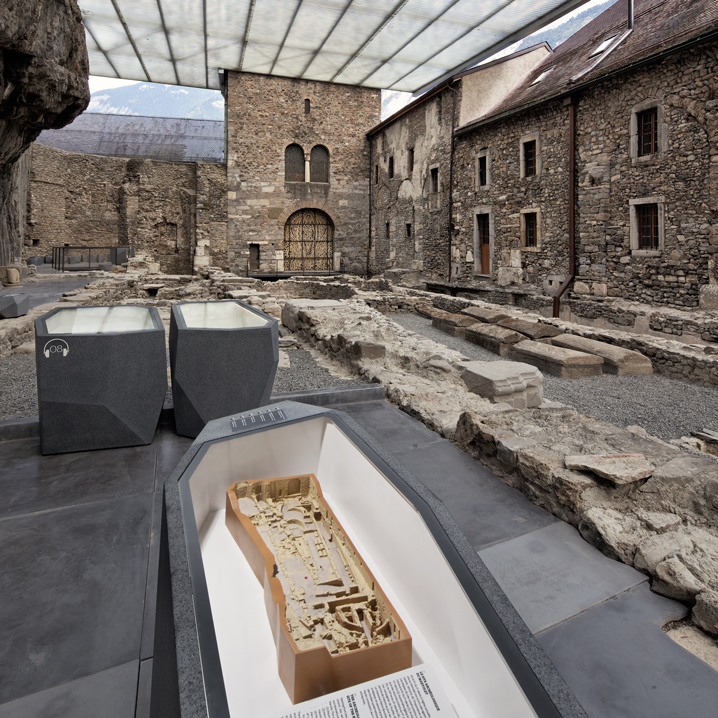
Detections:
[285, 144, 305, 182]
[310, 145, 329, 183]
[284, 209, 334, 272]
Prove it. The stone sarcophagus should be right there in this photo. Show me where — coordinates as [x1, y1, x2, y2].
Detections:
[226, 474, 412, 703]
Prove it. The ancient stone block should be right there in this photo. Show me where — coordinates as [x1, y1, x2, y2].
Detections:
[461, 360, 543, 409]
[634, 532, 694, 575]
[551, 334, 653, 375]
[579, 507, 653, 564]
[693, 591, 718, 636]
[281, 299, 345, 331]
[497, 266, 523, 286]
[652, 557, 703, 602]
[700, 285, 718, 310]
[510, 340, 603, 378]
[498, 317, 563, 340]
[465, 323, 525, 356]
[351, 340, 386, 360]
[563, 454, 654, 485]
[460, 306, 510, 323]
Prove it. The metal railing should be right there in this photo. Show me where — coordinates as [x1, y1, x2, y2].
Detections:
[245, 258, 340, 279]
[52, 246, 135, 272]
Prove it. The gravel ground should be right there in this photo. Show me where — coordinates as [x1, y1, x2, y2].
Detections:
[0, 346, 361, 421]
[0, 354, 38, 420]
[273, 347, 361, 393]
[390, 312, 718, 442]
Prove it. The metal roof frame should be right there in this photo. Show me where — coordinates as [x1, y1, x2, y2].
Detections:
[79, 0, 593, 92]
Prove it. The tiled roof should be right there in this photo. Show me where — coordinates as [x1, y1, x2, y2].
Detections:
[458, 0, 718, 131]
[35, 114, 224, 163]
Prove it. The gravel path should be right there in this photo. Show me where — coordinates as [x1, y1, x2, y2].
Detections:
[0, 346, 360, 421]
[273, 347, 361, 393]
[390, 312, 718, 442]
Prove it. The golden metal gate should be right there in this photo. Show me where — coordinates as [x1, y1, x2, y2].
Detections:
[283, 209, 334, 272]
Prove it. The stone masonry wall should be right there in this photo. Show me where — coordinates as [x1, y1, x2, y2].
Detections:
[574, 45, 717, 307]
[452, 99, 571, 291]
[448, 41, 718, 309]
[26, 143, 228, 273]
[225, 72, 380, 277]
[369, 87, 456, 280]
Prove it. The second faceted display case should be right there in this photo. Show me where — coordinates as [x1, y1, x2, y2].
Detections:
[169, 300, 279, 438]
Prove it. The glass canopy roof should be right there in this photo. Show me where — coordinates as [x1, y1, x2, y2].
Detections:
[79, 0, 590, 93]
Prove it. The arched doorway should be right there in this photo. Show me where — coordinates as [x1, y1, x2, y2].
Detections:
[283, 209, 334, 271]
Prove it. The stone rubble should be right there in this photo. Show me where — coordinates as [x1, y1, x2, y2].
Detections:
[4, 271, 718, 639]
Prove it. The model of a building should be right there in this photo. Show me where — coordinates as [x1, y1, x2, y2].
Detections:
[225, 474, 412, 703]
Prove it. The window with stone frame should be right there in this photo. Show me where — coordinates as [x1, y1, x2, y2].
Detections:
[629, 196, 664, 255]
[476, 148, 490, 189]
[630, 100, 664, 162]
[285, 143, 305, 182]
[406, 223, 412, 238]
[388, 156, 394, 179]
[375, 164, 379, 183]
[305, 98, 311, 114]
[520, 132, 541, 178]
[637, 203, 659, 249]
[521, 210, 539, 248]
[637, 108, 657, 157]
[408, 148, 414, 174]
[524, 140, 536, 177]
[430, 167, 439, 193]
[310, 145, 329, 183]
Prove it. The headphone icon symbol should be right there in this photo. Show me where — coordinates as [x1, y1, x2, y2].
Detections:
[43, 339, 70, 358]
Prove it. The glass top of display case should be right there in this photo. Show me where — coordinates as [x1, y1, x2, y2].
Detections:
[178, 301, 270, 329]
[45, 306, 157, 335]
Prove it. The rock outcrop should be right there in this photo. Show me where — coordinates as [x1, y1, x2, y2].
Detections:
[1, 0, 90, 267]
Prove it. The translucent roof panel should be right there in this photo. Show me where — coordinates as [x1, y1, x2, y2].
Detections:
[79, 0, 591, 93]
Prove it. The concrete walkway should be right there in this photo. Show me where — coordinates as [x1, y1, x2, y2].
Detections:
[0, 275, 90, 310]
[1, 396, 717, 717]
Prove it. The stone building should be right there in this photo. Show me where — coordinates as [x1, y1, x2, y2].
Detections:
[371, 0, 718, 310]
[224, 72, 380, 276]
[26, 142, 227, 274]
[367, 44, 551, 281]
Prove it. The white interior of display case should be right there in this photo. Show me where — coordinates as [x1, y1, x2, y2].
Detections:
[188, 417, 538, 718]
[179, 301, 269, 329]
[45, 306, 155, 334]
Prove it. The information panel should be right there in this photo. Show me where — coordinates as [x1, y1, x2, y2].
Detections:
[266, 666, 455, 718]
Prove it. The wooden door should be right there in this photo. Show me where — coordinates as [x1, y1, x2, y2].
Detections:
[477, 214, 490, 274]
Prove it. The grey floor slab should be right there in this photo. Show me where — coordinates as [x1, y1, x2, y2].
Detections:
[154, 429, 193, 491]
[0, 496, 152, 704]
[391, 440, 559, 550]
[479, 521, 648, 633]
[332, 400, 442, 451]
[536, 583, 718, 718]
[0, 437, 157, 518]
[0, 660, 139, 718]
[0, 277, 89, 310]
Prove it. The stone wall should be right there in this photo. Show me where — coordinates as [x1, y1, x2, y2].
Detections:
[25, 143, 228, 273]
[449, 40, 718, 308]
[225, 72, 380, 277]
[453, 99, 571, 290]
[369, 88, 456, 280]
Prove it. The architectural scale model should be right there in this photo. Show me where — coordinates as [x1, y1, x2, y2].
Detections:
[225, 474, 412, 703]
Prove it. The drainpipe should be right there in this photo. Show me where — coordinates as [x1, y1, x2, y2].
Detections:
[366, 137, 373, 277]
[447, 82, 457, 281]
[553, 95, 577, 318]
